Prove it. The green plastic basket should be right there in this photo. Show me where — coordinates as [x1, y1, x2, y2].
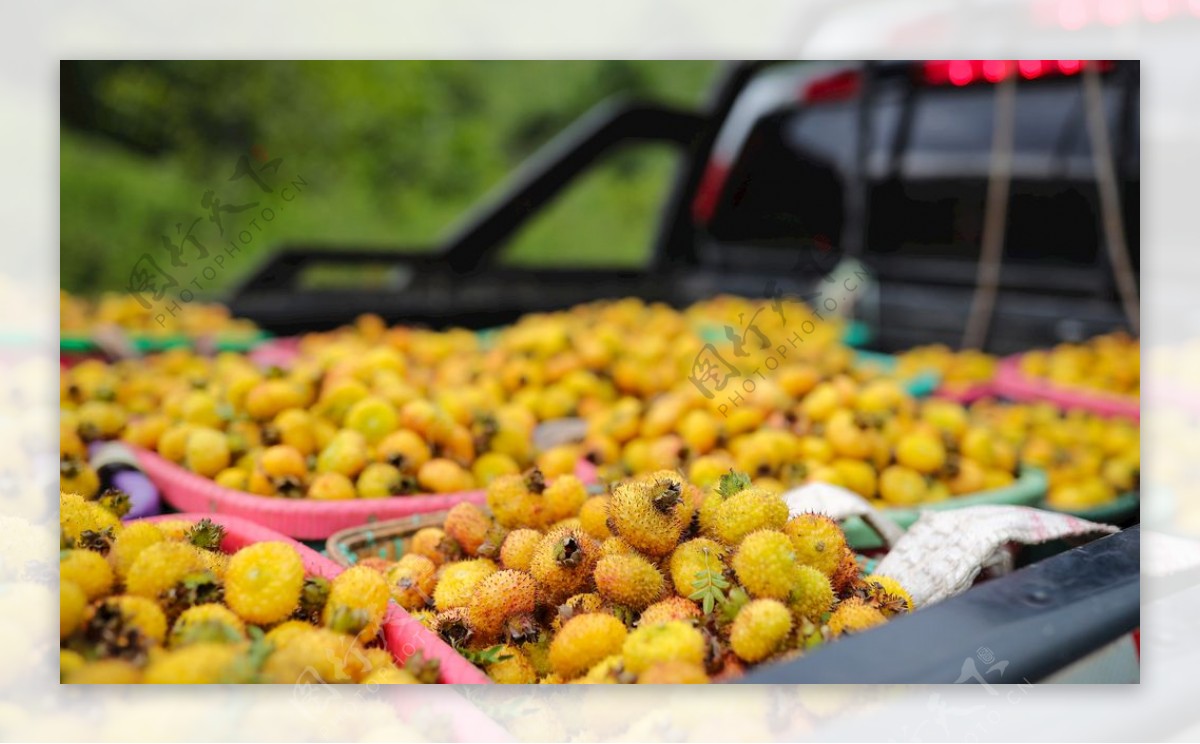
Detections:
[60, 334, 99, 352]
[1039, 491, 1139, 524]
[60, 330, 272, 355]
[840, 466, 1049, 550]
[842, 320, 872, 348]
[852, 350, 941, 398]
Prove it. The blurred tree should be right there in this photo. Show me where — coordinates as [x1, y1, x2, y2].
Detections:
[60, 61, 717, 295]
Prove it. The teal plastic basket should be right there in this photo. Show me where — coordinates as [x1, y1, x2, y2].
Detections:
[852, 350, 941, 398]
[1039, 491, 1139, 524]
[60, 330, 272, 355]
[841, 466, 1049, 550]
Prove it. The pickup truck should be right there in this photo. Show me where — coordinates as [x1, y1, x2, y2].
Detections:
[228, 60, 1140, 355]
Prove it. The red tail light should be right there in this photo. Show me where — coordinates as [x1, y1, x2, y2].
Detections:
[921, 60, 1113, 86]
[802, 69, 862, 103]
[692, 162, 730, 225]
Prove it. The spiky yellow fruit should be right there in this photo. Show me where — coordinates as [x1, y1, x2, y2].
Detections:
[668, 538, 728, 598]
[544, 474, 587, 523]
[607, 471, 689, 557]
[697, 491, 723, 537]
[578, 495, 612, 541]
[153, 519, 194, 541]
[827, 598, 886, 637]
[710, 487, 789, 545]
[552, 592, 606, 632]
[143, 642, 243, 683]
[98, 595, 169, 645]
[264, 620, 314, 648]
[594, 553, 664, 611]
[60, 648, 86, 678]
[731, 530, 798, 601]
[444, 502, 493, 557]
[864, 574, 914, 616]
[263, 627, 365, 683]
[433, 559, 498, 610]
[60, 581, 87, 638]
[467, 569, 538, 643]
[195, 549, 229, 580]
[637, 660, 709, 684]
[360, 646, 396, 674]
[410, 527, 461, 566]
[499, 528, 542, 572]
[124, 541, 206, 600]
[362, 667, 420, 684]
[730, 599, 793, 663]
[60, 549, 114, 601]
[789, 565, 835, 623]
[224, 542, 305, 625]
[622, 620, 706, 675]
[109, 522, 165, 580]
[637, 596, 702, 628]
[59, 492, 120, 544]
[487, 469, 552, 530]
[578, 655, 625, 684]
[529, 526, 599, 605]
[600, 536, 636, 556]
[549, 613, 628, 680]
[170, 603, 246, 647]
[385, 554, 437, 611]
[65, 659, 143, 684]
[486, 644, 538, 684]
[323, 565, 390, 639]
[783, 513, 849, 577]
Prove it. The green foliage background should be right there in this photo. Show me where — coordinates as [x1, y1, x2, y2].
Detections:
[60, 61, 718, 296]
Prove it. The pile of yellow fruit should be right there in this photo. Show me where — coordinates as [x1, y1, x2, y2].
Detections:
[896, 344, 997, 390]
[1019, 332, 1139, 399]
[61, 290, 261, 339]
[59, 298, 1139, 512]
[373, 468, 911, 683]
[59, 493, 429, 684]
[969, 400, 1139, 510]
[60, 343, 543, 500]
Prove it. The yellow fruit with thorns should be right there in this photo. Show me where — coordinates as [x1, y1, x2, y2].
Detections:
[549, 613, 628, 680]
[730, 599, 793, 663]
[622, 620, 706, 675]
[607, 471, 689, 557]
[529, 526, 600, 605]
[594, 553, 664, 611]
[783, 514, 848, 577]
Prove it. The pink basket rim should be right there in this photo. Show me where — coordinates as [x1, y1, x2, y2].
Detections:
[994, 354, 1140, 421]
[134, 446, 597, 541]
[248, 335, 302, 369]
[132, 512, 491, 685]
[933, 381, 994, 404]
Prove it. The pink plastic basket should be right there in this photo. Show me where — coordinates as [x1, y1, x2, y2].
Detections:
[993, 354, 1139, 421]
[134, 447, 598, 541]
[135, 512, 491, 684]
[248, 335, 302, 369]
[933, 381, 994, 404]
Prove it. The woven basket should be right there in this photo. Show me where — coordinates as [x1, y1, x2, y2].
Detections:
[325, 511, 452, 568]
[135, 511, 490, 683]
[841, 466, 1049, 550]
